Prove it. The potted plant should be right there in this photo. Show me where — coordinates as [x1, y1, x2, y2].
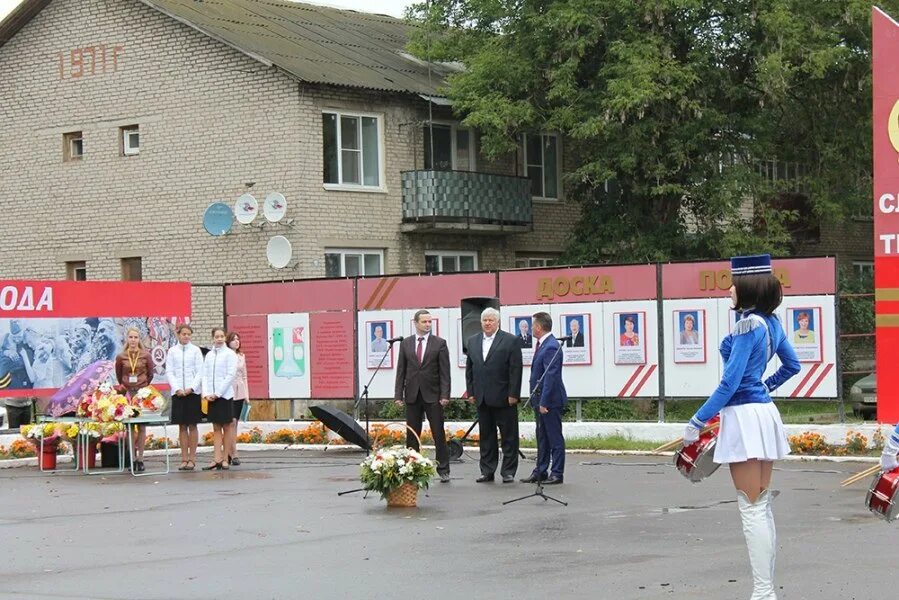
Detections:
[359, 445, 436, 507]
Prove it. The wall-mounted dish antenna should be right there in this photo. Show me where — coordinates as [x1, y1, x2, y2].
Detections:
[266, 235, 292, 269]
[203, 202, 234, 236]
[234, 193, 258, 225]
[263, 192, 287, 222]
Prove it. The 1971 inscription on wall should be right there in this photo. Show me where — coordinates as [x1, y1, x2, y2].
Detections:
[57, 45, 125, 80]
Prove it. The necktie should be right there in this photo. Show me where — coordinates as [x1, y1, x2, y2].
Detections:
[416, 337, 424, 364]
[534, 340, 541, 355]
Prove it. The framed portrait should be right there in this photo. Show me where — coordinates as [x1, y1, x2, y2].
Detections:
[787, 306, 823, 363]
[673, 309, 706, 364]
[365, 320, 394, 369]
[613, 311, 646, 365]
[510, 315, 535, 365]
[560, 313, 592, 365]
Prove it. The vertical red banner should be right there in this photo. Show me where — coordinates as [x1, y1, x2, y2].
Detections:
[873, 7, 899, 422]
[227, 315, 269, 399]
[310, 312, 355, 398]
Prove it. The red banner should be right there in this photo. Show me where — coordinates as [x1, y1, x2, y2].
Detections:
[0, 281, 191, 397]
[499, 264, 656, 305]
[226, 315, 268, 399]
[874, 7, 899, 422]
[661, 257, 836, 299]
[225, 279, 353, 316]
[356, 273, 496, 310]
[310, 312, 355, 398]
[0, 281, 191, 317]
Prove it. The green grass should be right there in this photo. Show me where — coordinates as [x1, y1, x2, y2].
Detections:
[519, 435, 658, 451]
[663, 400, 854, 424]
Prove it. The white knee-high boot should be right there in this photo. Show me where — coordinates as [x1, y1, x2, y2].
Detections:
[737, 490, 777, 600]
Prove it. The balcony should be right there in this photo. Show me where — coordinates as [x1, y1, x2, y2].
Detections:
[401, 170, 533, 233]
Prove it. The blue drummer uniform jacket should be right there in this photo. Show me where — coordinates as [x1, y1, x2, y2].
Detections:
[690, 311, 801, 428]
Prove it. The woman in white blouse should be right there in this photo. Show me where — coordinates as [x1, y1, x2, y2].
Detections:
[201, 327, 237, 471]
[165, 324, 204, 471]
[226, 331, 249, 466]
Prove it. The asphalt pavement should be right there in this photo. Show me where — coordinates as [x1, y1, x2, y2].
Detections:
[0, 449, 890, 600]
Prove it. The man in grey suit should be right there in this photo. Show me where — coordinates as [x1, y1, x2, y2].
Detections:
[465, 307, 523, 483]
[394, 310, 451, 482]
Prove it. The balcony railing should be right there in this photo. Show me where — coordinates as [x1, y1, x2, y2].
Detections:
[401, 170, 533, 233]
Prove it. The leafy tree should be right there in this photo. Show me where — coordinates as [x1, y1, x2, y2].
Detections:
[407, 0, 890, 262]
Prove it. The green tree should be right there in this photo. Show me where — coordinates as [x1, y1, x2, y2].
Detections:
[407, 0, 889, 262]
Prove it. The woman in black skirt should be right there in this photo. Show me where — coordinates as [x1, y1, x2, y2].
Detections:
[165, 324, 204, 471]
[201, 327, 238, 470]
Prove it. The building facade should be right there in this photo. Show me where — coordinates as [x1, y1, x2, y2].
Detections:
[0, 0, 580, 334]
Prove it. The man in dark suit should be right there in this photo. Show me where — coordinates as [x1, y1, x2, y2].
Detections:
[565, 317, 585, 347]
[521, 312, 567, 484]
[465, 307, 523, 483]
[394, 310, 451, 482]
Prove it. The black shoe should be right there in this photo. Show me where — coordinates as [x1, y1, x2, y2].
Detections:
[520, 473, 547, 483]
[202, 462, 223, 471]
[544, 476, 563, 485]
[502, 475, 515, 484]
[136, 461, 145, 473]
[231, 457, 241, 466]
[439, 473, 450, 483]
[475, 474, 494, 483]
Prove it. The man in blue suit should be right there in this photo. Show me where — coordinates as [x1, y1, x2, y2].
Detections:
[521, 312, 567, 485]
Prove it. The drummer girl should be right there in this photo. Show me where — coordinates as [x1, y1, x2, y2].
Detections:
[682, 254, 800, 600]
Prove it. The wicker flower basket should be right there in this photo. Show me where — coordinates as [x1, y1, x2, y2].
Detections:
[386, 482, 418, 507]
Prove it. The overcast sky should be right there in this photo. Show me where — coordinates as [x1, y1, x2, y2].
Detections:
[0, 0, 415, 22]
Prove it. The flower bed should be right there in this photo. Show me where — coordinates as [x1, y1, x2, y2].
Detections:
[788, 429, 884, 456]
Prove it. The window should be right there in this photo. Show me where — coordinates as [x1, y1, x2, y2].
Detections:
[325, 249, 383, 277]
[322, 112, 382, 188]
[121, 125, 139, 156]
[121, 257, 142, 281]
[522, 133, 560, 199]
[423, 124, 475, 171]
[66, 261, 86, 281]
[854, 261, 874, 281]
[63, 131, 83, 162]
[515, 255, 558, 269]
[425, 251, 477, 273]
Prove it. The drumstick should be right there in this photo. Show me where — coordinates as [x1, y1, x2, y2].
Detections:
[840, 464, 881, 487]
[653, 421, 721, 454]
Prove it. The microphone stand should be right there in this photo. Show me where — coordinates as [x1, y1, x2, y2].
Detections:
[338, 337, 401, 497]
[504, 337, 568, 507]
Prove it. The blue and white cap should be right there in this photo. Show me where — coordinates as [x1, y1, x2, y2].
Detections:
[730, 254, 772, 276]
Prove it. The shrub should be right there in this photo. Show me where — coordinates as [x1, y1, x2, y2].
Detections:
[264, 428, 298, 444]
[236, 427, 264, 444]
[844, 430, 869, 454]
[295, 423, 328, 444]
[788, 431, 828, 455]
[9, 439, 36, 458]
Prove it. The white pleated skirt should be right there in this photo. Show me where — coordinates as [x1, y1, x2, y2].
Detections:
[713, 401, 790, 464]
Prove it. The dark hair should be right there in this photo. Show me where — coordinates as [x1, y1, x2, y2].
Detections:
[413, 309, 430, 323]
[176, 324, 193, 334]
[226, 331, 243, 354]
[733, 274, 783, 314]
[532, 312, 552, 332]
[624, 316, 635, 324]
[211, 327, 226, 338]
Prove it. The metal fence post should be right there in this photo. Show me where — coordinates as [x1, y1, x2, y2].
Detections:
[576, 399, 582, 422]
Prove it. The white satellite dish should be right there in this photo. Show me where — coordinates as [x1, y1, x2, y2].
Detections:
[234, 193, 258, 225]
[263, 192, 287, 222]
[266, 235, 292, 269]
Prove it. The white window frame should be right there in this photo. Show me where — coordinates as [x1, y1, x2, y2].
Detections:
[422, 121, 477, 171]
[122, 126, 140, 156]
[322, 110, 386, 193]
[63, 131, 83, 161]
[325, 248, 385, 277]
[853, 261, 874, 279]
[522, 132, 562, 201]
[425, 251, 478, 273]
[515, 256, 557, 269]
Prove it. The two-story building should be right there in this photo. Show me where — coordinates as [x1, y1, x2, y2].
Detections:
[0, 0, 580, 331]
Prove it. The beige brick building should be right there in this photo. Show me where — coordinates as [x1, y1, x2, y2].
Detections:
[0, 0, 579, 333]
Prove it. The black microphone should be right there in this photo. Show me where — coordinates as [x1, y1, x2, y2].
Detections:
[556, 335, 572, 342]
[387, 336, 404, 343]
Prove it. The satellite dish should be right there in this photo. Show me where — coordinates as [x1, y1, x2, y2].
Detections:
[203, 202, 234, 236]
[266, 235, 292, 269]
[234, 193, 258, 225]
[263, 192, 287, 222]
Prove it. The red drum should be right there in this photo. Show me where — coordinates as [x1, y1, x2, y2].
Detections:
[866, 468, 899, 522]
[674, 419, 721, 483]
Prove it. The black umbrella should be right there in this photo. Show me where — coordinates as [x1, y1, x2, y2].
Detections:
[447, 418, 479, 460]
[309, 405, 371, 451]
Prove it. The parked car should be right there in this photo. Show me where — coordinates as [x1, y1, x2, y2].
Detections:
[850, 373, 876, 420]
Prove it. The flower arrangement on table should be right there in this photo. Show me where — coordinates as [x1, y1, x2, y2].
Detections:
[20, 422, 64, 446]
[359, 445, 436, 506]
[133, 385, 164, 413]
[77, 382, 141, 422]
